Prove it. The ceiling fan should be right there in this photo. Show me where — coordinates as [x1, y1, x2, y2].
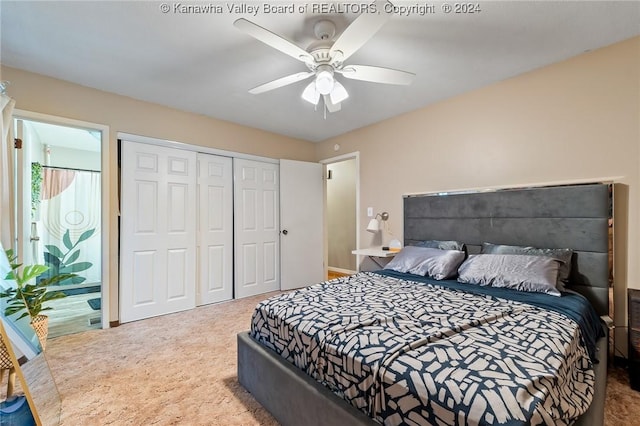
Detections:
[233, 0, 415, 113]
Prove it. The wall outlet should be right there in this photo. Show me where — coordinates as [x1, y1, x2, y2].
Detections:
[367, 207, 373, 217]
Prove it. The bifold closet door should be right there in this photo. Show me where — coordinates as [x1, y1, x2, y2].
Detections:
[197, 153, 233, 305]
[120, 141, 197, 323]
[234, 159, 280, 298]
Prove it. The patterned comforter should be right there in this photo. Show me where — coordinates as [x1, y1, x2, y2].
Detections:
[250, 272, 601, 425]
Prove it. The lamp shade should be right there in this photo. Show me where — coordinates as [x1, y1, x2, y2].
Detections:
[330, 81, 349, 104]
[301, 82, 320, 105]
[366, 218, 380, 233]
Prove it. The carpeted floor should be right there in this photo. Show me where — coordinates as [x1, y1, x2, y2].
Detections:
[42, 293, 640, 425]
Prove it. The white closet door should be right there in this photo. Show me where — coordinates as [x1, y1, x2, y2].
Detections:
[234, 159, 280, 298]
[197, 153, 233, 305]
[120, 141, 196, 323]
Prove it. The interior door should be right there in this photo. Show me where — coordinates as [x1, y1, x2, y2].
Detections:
[234, 159, 279, 298]
[120, 141, 196, 323]
[197, 153, 233, 305]
[280, 159, 324, 290]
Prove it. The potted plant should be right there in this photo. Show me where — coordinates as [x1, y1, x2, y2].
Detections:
[0, 249, 75, 350]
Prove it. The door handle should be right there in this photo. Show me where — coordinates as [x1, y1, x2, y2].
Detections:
[282, 230, 288, 235]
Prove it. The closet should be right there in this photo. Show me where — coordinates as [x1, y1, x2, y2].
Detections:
[119, 139, 323, 324]
[120, 140, 282, 323]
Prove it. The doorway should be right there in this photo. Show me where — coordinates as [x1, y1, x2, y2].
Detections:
[322, 153, 359, 278]
[13, 117, 104, 337]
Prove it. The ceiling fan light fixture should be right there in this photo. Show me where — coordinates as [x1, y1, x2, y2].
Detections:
[330, 81, 349, 104]
[315, 70, 334, 95]
[301, 81, 320, 105]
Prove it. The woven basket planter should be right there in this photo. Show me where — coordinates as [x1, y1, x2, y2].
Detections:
[30, 314, 49, 351]
[0, 334, 14, 369]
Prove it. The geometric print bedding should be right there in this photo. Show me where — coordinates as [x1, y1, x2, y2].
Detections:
[250, 272, 595, 425]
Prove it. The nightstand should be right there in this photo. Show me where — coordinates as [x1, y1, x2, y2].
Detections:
[351, 247, 397, 271]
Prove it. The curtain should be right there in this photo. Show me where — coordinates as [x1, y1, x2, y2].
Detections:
[40, 168, 101, 284]
[0, 94, 16, 250]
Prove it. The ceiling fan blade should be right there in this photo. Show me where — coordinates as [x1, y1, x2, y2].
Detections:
[324, 95, 341, 113]
[249, 72, 314, 94]
[234, 18, 314, 64]
[329, 0, 393, 63]
[338, 65, 415, 85]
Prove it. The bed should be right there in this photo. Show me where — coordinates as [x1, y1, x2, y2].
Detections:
[238, 183, 612, 426]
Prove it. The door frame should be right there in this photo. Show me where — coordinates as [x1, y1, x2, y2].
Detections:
[319, 152, 360, 277]
[12, 109, 110, 329]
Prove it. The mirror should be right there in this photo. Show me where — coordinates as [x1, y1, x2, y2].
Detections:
[0, 241, 61, 425]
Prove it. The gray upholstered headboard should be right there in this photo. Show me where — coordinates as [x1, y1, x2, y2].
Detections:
[404, 183, 611, 316]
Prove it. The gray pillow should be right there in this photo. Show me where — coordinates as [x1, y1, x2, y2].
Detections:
[384, 246, 466, 280]
[457, 254, 562, 296]
[413, 239, 466, 252]
[481, 243, 573, 284]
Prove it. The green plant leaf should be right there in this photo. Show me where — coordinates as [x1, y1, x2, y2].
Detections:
[16, 312, 31, 321]
[2, 248, 74, 319]
[65, 250, 81, 265]
[77, 228, 96, 243]
[60, 262, 93, 273]
[39, 273, 77, 286]
[5, 249, 17, 263]
[0, 289, 15, 298]
[20, 264, 49, 282]
[42, 291, 66, 302]
[65, 276, 86, 285]
[45, 244, 65, 259]
[43, 252, 61, 269]
[63, 229, 73, 250]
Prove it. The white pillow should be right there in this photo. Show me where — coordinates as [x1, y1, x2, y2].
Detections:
[384, 246, 466, 280]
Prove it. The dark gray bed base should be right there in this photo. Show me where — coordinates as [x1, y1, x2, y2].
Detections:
[238, 330, 607, 426]
[238, 183, 611, 425]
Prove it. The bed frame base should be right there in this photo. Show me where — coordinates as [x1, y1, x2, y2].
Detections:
[238, 331, 606, 426]
[237, 332, 375, 426]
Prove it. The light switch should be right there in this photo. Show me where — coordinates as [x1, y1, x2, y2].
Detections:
[367, 207, 373, 217]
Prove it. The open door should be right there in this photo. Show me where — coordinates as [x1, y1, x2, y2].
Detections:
[13, 117, 105, 337]
[280, 159, 324, 290]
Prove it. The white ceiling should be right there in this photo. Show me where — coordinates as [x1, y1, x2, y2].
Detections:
[25, 121, 101, 153]
[1, 1, 638, 142]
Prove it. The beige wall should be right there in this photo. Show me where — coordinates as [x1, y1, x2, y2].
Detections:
[327, 159, 357, 272]
[0, 65, 316, 322]
[316, 36, 640, 342]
